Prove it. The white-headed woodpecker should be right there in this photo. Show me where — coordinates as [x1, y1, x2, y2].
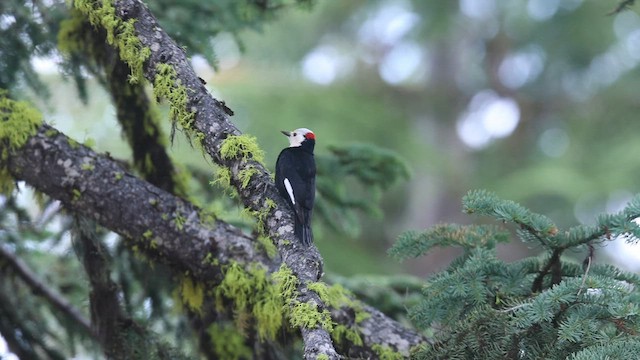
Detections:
[275, 128, 316, 246]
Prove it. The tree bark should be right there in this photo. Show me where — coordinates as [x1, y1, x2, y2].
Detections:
[7, 125, 267, 279]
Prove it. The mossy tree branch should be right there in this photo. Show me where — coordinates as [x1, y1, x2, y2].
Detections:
[2, 121, 427, 358]
[6, 124, 269, 278]
[72, 0, 337, 356]
[58, 11, 187, 196]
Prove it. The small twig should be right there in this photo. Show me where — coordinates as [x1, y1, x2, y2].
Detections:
[531, 248, 563, 293]
[0, 244, 95, 337]
[500, 302, 531, 313]
[608, 0, 635, 16]
[577, 244, 594, 296]
[518, 222, 550, 247]
[73, 216, 135, 357]
[34, 200, 62, 230]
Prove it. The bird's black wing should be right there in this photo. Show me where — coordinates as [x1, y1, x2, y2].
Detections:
[276, 148, 315, 245]
[275, 150, 314, 218]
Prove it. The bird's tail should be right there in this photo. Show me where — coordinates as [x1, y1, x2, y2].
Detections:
[295, 211, 313, 246]
[301, 222, 313, 246]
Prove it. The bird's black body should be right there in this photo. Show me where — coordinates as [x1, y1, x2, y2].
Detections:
[275, 132, 316, 246]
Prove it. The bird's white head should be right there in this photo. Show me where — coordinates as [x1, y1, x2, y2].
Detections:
[281, 128, 315, 147]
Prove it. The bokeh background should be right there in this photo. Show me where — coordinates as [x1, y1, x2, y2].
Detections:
[6, 0, 640, 358]
[18, 0, 640, 277]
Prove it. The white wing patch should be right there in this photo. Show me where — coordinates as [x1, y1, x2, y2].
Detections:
[283, 178, 295, 205]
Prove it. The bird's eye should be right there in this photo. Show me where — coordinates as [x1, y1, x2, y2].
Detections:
[293, 132, 297, 136]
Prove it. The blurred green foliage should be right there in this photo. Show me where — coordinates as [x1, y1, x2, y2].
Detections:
[3, 0, 640, 358]
[9, 0, 640, 276]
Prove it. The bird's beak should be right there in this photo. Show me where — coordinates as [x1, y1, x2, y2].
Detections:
[280, 130, 291, 136]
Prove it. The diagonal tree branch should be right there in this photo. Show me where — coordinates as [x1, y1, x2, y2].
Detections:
[75, 0, 336, 356]
[4, 121, 427, 357]
[0, 243, 95, 338]
[6, 125, 269, 279]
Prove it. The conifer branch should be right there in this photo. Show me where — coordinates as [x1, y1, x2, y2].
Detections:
[531, 248, 563, 293]
[608, 0, 635, 15]
[576, 244, 595, 296]
[73, 216, 140, 356]
[73, 216, 188, 359]
[0, 244, 95, 338]
[405, 190, 640, 358]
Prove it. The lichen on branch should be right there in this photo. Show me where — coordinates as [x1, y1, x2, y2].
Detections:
[73, 0, 150, 83]
[0, 94, 43, 193]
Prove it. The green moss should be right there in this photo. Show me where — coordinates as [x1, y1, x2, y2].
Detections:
[332, 324, 363, 347]
[153, 63, 196, 135]
[237, 166, 260, 189]
[372, 344, 404, 360]
[214, 262, 285, 340]
[242, 197, 277, 234]
[289, 301, 333, 331]
[215, 262, 255, 315]
[199, 209, 217, 225]
[212, 263, 344, 343]
[72, 188, 82, 201]
[257, 235, 277, 259]
[272, 263, 298, 301]
[84, 137, 96, 148]
[276, 274, 333, 333]
[81, 162, 95, 171]
[206, 323, 252, 360]
[306, 281, 371, 346]
[308, 281, 371, 324]
[114, 171, 124, 181]
[210, 166, 238, 198]
[220, 134, 265, 165]
[308, 282, 346, 307]
[143, 230, 153, 239]
[194, 131, 206, 149]
[57, 9, 86, 55]
[44, 128, 58, 137]
[354, 307, 371, 323]
[73, 0, 150, 84]
[211, 262, 349, 342]
[179, 276, 204, 314]
[202, 252, 219, 266]
[0, 95, 43, 194]
[251, 270, 284, 340]
[317, 355, 329, 360]
[68, 138, 80, 149]
[264, 198, 277, 211]
[174, 212, 186, 230]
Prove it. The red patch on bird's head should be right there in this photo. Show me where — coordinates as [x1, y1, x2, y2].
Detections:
[304, 132, 316, 140]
